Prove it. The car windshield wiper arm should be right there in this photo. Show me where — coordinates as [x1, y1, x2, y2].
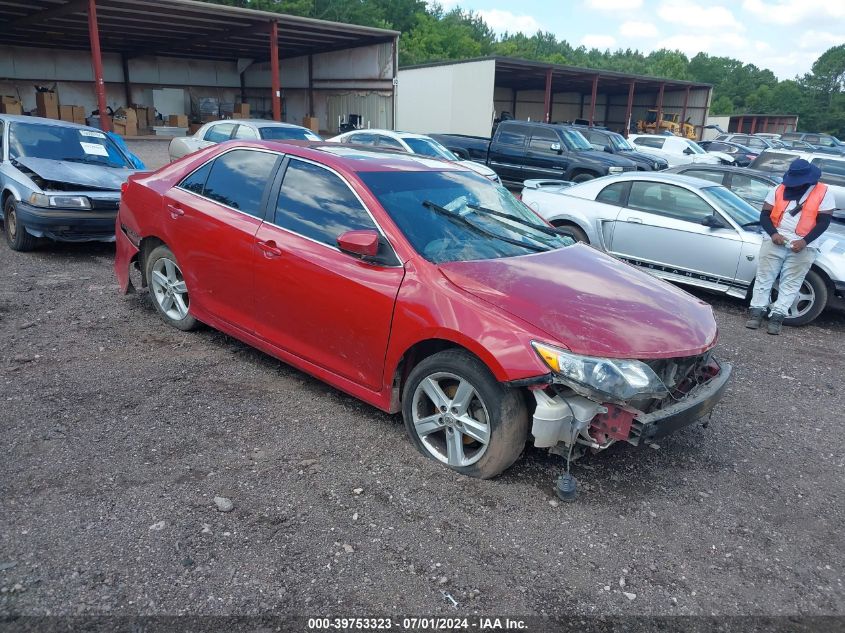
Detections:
[465, 203, 561, 237]
[421, 200, 548, 252]
[741, 220, 761, 227]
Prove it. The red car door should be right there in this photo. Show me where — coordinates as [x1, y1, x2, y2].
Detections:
[162, 148, 280, 332]
[253, 157, 405, 390]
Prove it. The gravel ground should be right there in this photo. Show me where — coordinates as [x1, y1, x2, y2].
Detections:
[1, 140, 843, 624]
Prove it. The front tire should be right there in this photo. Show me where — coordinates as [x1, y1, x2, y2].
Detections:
[552, 222, 589, 244]
[145, 245, 198, 331]
[402, 349, 529, 479]
[781, 269, 827, 326]
[3, 198, 38, 252]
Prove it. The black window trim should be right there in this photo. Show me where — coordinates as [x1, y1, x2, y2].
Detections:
[266, 154, 402, 267]
[175, 146, 283, 219]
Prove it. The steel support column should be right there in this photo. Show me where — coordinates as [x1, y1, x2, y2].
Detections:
[763, 116, 769, 132]
[737, 116, 744, 133]
[87, 0, 109, 131]
[589, 75, 598, 126]
[269, 20, 281, 121]
[656, 82, 665, 129]
[543, 68, 553, 123]
[680, 85, 690, 129]
[624, 81, 635, 137]
[750, 116, 757, 134]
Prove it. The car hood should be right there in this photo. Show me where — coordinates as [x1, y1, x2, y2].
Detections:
[13, 156, 136, 192]
[438, 245, 718, 359]
[459, 160, 498, 179]
[617, 150, 667, 168]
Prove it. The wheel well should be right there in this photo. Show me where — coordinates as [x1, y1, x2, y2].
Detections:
[389, 339, 480, 413]
[137, 236, 167, 287]
[569, 169, 598, 179]
[1, 189, 13, 212]
[549, 219, 590, 243]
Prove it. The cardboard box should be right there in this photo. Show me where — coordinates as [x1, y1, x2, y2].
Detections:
[72, 106, 86, 125]
[0, 102, 23, 115]
[189, 123, 203, 135]
[303, 116, 319, 133]
[1, 95, 19, 105]
[234, 102, 250, 118]
[113, 107, 138, 136]
[60, 105, 75, 122]
[36, 91, 59, 119]
[168, 114, 188, 128]
[132, 105, 153, 129]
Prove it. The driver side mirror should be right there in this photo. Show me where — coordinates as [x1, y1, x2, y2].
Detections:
[337, 229, 380, 260]
[701, 214, 727, 229]
[683, 147, 694, 155]
[604, 146, 613, 153]
[550, 142, 562, 154]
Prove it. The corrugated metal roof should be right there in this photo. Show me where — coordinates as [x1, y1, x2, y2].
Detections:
[403, 56, 712, 95]
[0, 0, 399, 61]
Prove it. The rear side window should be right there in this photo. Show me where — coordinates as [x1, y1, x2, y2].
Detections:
[627, 181, 714, 222]
[781, 133, 800, 141]
[201, 149, 278, 217]
[233, 125, 258, 140]
[496, 124, 528, 147]
[812, 158, 845, 186]
[730, 174, 773, 204]
[274, 158, 377, 246]
[596, 181, 629, 205]
[377, 135, 405, 150]
[348, 133, 376, 146]
[204, 123, 236, 143]
[179, 162, 212, 194]
[750, 152, 794, 173]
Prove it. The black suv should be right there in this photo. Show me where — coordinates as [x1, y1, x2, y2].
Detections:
[572, 126, 669, 171]
[779, 132, 845, 155]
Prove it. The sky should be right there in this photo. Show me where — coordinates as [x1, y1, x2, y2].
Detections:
[435, 0, 845, 80]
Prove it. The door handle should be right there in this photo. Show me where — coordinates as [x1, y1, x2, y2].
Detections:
[167, 204, 184, 219]
[626, 217, 643, 224]
[257, 240, 283, 258]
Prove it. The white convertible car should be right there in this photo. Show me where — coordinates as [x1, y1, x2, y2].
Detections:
[521, 173, 845, 325]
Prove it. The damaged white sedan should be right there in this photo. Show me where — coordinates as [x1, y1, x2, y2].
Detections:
[0, 115, 140, 251]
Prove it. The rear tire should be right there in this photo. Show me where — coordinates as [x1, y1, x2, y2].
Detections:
[145, 244, 198, 331]
[402, 349, 529, 479]
[571, 172, 596, 183]
[780, 269, 827, 326]
[552, 222, 589, 244]
[3, 198, 38, 252]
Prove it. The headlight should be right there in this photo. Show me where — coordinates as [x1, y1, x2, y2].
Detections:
[608, 166, 623, 174]
[28, 193, 91, 209]
[532, 342, 668, 401]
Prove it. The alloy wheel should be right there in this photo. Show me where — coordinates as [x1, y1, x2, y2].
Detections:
[6, 208, 17, 240]
[411, 372, 491, 467]
[787, 280, 815, 319]
[150, 257, 189, 321]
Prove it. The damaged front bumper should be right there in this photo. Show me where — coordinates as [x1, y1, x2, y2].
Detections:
[529, 358, 732, 453]
[15, 200, 117, 242]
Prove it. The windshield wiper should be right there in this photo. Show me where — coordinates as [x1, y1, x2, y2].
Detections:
[465, 203, 561, 238]
[741, 220, 761, 228]
[421, 200, 549, 252]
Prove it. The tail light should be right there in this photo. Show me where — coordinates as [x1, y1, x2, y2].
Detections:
[120, 182, 128, 195]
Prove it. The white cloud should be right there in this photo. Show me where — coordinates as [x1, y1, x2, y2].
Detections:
[657, 0, 744, 30]
[619, 20, 659, 38]
[581, 34, 618, 49]
[584, 0, 643, 11]
[477, 9, 541, 34]
[742, 0, 845, 26]
[797, 30, 843, 51]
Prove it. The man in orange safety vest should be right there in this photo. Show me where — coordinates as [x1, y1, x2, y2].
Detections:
[746, 158, 835, 334]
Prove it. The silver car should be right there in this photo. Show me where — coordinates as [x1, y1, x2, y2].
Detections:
[168, 119, 321, 161]
[521, 173, 845, 325]
[0, 115, 139, 251]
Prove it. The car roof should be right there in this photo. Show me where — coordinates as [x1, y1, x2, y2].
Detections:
[579, 171, 726, 191]
[0, 114, 100, 131]
[337, 129, 435, 142]
[210, 119, 310, 130]
[217, 140, 468, 173]
[666, 164, 777, 180]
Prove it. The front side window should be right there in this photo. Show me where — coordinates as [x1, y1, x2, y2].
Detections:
[201, 149, 278, 217]
[684, 140, 706, 155]
[633, 136, 664, 149]
[804, 135, 820, 144]
[404, 137, 456, 160]
[528, 128, 560, 153]
[347, 133, 376, 146]
[815, 136, 836, 147]
[8, 122, 131, 168]
[559, 128, 592, 150]
[259, 127, 320, 141]
[729, 174, 773, 206]
[627, 181, 714, 223]
[274, 159, 377, 246]
[204, 123, 236, 143]
[701, 186, 760, 225]
[359, 170, 570, 264]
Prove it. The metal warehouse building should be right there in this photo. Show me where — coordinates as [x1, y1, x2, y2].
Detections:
[397, 57, 712, 139]
[0, 0, 399, 134]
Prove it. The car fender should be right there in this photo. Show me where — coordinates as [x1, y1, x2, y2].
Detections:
[522, 191, 606, 246]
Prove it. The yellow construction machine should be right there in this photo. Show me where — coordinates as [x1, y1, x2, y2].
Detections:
[637, 109, 696, 139]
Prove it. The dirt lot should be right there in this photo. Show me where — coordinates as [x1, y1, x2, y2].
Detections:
[1, 140, 844, 624]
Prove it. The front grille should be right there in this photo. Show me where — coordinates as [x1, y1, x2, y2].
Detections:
[90, 199, 120, 211]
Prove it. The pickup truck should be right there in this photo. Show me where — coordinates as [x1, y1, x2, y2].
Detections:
[430, 121, 637, 187]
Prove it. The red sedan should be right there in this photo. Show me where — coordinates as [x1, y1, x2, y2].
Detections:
[115, 141, 731, 479]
